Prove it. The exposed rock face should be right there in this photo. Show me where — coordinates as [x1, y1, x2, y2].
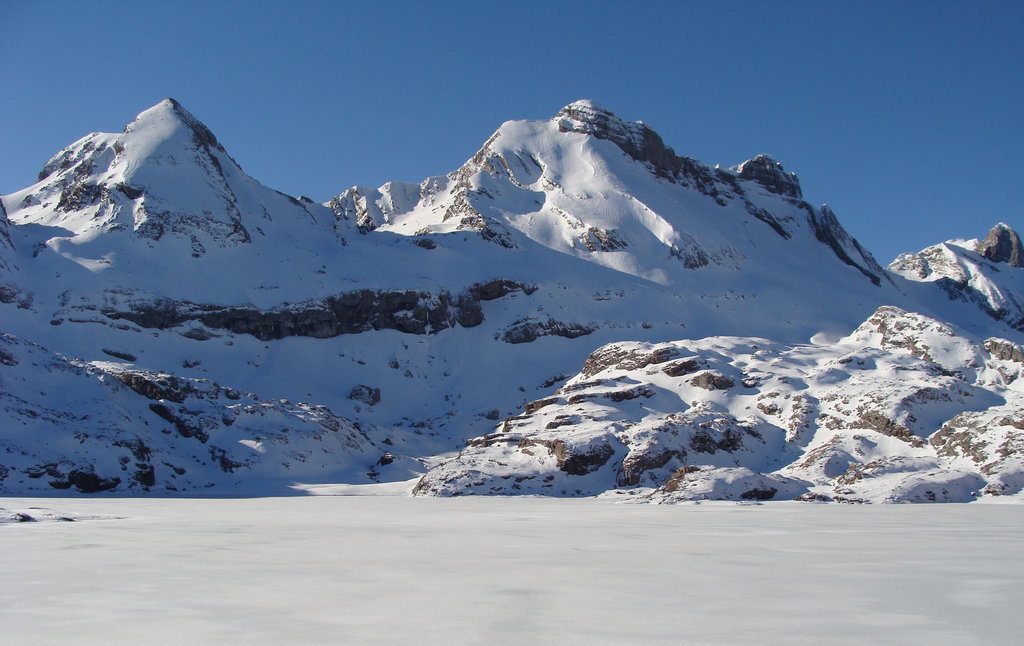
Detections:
[985, 338, 1024, 363]
[102, 348, 137, 361]
[49, 469, 122, 493]
[498, 318, 595, 344]
[519, 438, 615, 476]
[104, 280, 537, 341]
[735, 154, 802, 199]
[618, 447, 685, 486]
[977, 223, 1024, 267]
[556, 100, 684, 180]
[0, 199, 16, 279]
[327, 182, 423, 233]
[690, 371, 735, 391]
[349, 385, 381, 406]
[554, 101, 806, 242]
[580, 345, 680, 379]
[808, 205, 884, 286]
[0, 199, 13, 254]
[578, 227, 628, 252]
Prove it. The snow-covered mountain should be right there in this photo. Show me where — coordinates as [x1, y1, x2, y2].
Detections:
[417, 306, 1024, 502]
[891, 223, 1024, 331]
[1, 98, 1021, 501]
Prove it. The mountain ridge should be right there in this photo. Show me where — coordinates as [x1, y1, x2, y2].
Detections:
[1, 98, 1022, 502]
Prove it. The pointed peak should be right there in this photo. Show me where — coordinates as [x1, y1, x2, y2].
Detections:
[733, 154, 801, 199]
[977, 222, 1024, 267]
[126, 98, 221, 151]
[556, 99, 619, 120]
[131, 97, 191, 123]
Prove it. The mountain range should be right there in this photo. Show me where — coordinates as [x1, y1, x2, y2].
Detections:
[1, 98, 1021, 502]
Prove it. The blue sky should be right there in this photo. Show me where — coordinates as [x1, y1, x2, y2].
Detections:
[2, 0, 1021, 262]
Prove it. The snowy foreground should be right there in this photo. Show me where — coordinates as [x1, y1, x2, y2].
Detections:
[2, 496, 1021, 645]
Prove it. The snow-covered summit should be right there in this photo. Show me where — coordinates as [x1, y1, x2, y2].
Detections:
[7, 98, 335, 262]
[891, 223, 1024, 331]
[1, 99, 1023, 501]
[554, 99, 667, 169]
[327, 98, 886, 300]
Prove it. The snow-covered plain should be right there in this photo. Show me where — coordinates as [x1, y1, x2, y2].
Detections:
[2, 496, 1021, 645]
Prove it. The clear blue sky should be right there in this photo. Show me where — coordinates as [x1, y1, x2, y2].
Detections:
[2, 0, 1021, 263]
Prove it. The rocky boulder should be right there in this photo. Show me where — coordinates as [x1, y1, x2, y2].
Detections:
[977, 223, 1024, 267]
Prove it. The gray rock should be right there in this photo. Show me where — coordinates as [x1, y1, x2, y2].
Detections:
[349, 385, 381, 406]
[977, 223, 1024, 267]
[499, 318, 595, 344]
[735, 154, 802, 199]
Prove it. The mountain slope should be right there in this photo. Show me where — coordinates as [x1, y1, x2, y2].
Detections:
[1, 98, 1022, 500]
[891, 223, 1024, 331]
[415, 306, 1023, 501]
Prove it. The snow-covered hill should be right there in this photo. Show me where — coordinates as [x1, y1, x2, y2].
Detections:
[416, 306, 1023, 502]
[1, 98, 1021, 501]
[891, 223, 1024, 331]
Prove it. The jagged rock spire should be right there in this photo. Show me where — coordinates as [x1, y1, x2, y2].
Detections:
[977, 223, 1024, 267]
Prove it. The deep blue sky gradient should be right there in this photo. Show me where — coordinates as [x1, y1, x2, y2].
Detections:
[2, 0, 1021, 262]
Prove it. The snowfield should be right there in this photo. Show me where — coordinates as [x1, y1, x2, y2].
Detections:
[1, 496, 1021, 645]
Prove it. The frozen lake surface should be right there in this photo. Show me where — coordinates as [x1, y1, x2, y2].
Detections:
[2, 496, 1022, 645]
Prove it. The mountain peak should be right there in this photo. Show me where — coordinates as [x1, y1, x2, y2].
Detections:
[126, 98, 222, 153]
[734, 154, 801, 199]
[554, 99, 644, 144]
[977, 223, 1024, 267]
[553, 100, 685, 181]
[556, 99, 622, 122]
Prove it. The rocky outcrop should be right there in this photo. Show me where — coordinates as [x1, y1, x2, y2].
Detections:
[555, 102, 797, 239]
[579, 344, 680, 378]
[115, 370, 206, 403]
[327, 182, 423, 234]
[519, 438, 615, 476]
[0, 198, 14, 253]
[104, 279, 537, 341]
[0, 199, 15, 276]
[651, 466, 806, 502]
[618, 447, 685, 486]
[48, 469, 122, 493]
[690, 371, 735, 391]
[985, 338, 1024, 363]
[851, 305, 978, 374]
[498, 318, 595, 344]
[977, 223, 1024, 267]
[556, 100, 685, 181]
[578, 227, 628, 252]
[734, 154, 802, 199]
[808, 205, 884, 286]
[349, 385, 381, 406]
